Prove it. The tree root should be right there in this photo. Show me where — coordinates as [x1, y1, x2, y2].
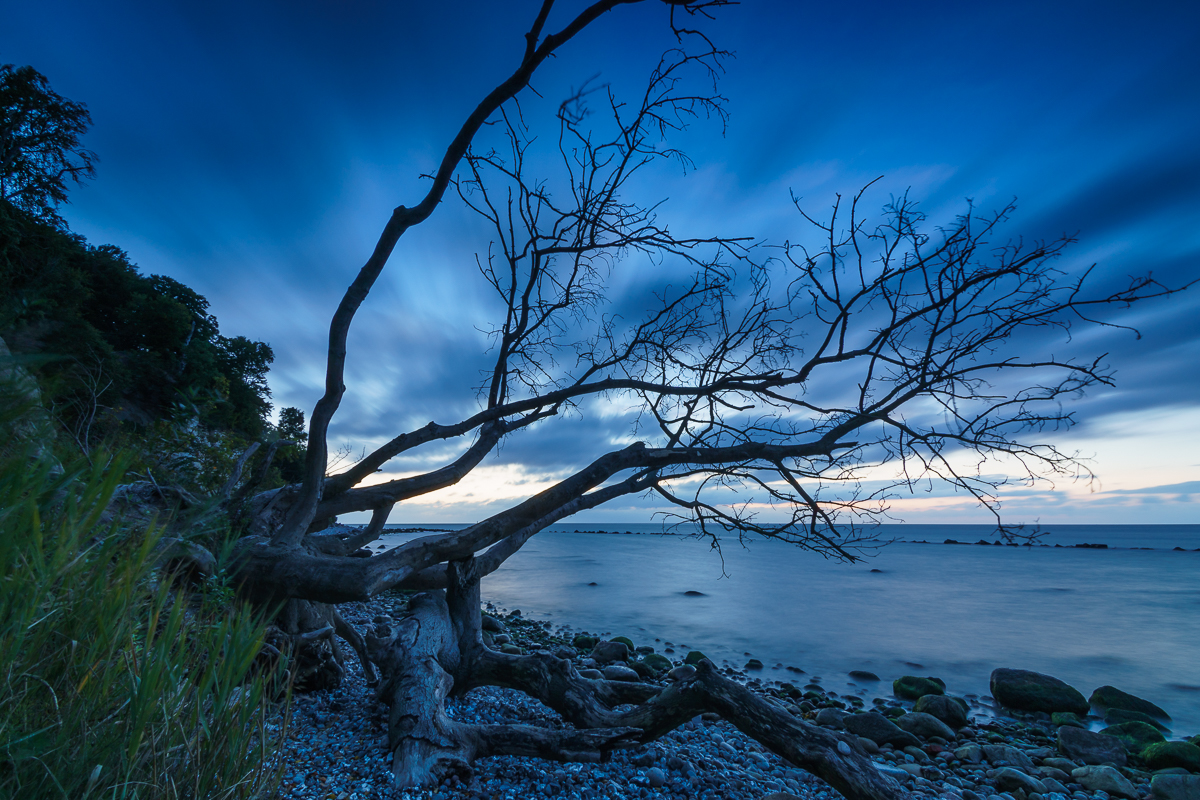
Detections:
[368, 575, 910, 800]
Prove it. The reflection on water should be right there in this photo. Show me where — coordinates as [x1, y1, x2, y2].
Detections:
[377, 524, 1200, 735]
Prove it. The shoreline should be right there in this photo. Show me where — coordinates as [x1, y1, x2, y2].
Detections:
[273, 592, 1198, 800]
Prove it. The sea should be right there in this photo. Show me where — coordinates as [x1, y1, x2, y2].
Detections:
[374, 523, 1200, 736]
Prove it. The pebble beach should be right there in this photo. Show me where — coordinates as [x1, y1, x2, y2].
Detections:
[268, 592, 1200, 800]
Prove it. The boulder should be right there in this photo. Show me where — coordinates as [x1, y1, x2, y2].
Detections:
[1142, 742, 1200, 773]
[1101, 720, 1166, 753]
[815, 707, 849, 728]
[1058, 725, 1128, 766]
[1104, 707, 1171, 732]
[683, 650, 709, 666]
[914, 694, 969, 728]
[895, 711, 956, 741]
[990, 668, 1089, 715]
[1051, 711, 1086, 728]
[1152, 774, 1200, 800]
[849, 670, 881, 681]
[982, 744, 1035, 770]
[893, 675, 946, 700]
[641, 653, 672, 674]
[611, 635, 635, 650]
[481, 614, 506, 632]
[572, 633, 599, 650]
[1089, 685, 1171, 721]
[590, 640, 630, 663]
[992, 767, 1048, 795]
[1072, 765, 1138, 799]
[841, 712, 921, 748]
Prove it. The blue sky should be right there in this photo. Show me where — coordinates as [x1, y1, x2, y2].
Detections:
[5, 0, 1198, 525]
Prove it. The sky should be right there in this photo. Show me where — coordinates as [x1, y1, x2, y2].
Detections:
[4, 0, 1199, 526]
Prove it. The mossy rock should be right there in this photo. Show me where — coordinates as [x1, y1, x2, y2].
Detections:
[893, 675, 946, 700]
[883, 706, 907, 719]
[1101, 720, 1166, 753]
[684, 650, 709, 666]
[572, 633, 599, 650]
[1141, 741, 1200, 772]
[1104, 708, 1171, 732]
[1052, 711, 1087, 728]
[1089, 685, 1171, 721]
[611, 636, 635, 650]
[641, 653, 672, 674]
[629, 660, 656, 680]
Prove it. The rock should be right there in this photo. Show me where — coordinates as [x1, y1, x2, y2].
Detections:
[1042, 758, 1078, 773]
[590, 640, 630, 663]
[1104, 708, 1171, 732]
[1072, 765, 1138, 799]
[983, 744, 1035, 770]
[993, 767, 1048, 795]
[1041, 777, 1070, 795]
[858, 736, 879, 753]
[841, 712, 921, 748]
[667, 665, 696, 681]
[1142, 742, 1200, 772]
[611, 635, 635, 650]
[874, 763, 914, 781]
[628, 660, 657, 680]
[815, 707, 849, 727]
[578, 668, 604, 679]
[893, 675, 946, 699]
[850, 670, 881, 681]
[481, 614, 505, 632]
[954, 744, 984, 764]
[915, 694, 970, 729]
[646, 767, 666, 788]
[641, 653, 672, 674]
[1089, 685, 1171, 721]
[573, 633, 599, 650]
[601, 664, 640, 682]
[896, 711, 957, 741]
[683, 650, 709, 666]
[1151, 774, 1200, 800]
[1058, 725, 1128, 766]
[1051, 712, 1086, 728]
[500, 643, 523, 654]
[745, 658, 764, 670]
[1038, 766, 1072, 783]
[1101, 721, 1166, 753]
[990, 668, 1089, 715]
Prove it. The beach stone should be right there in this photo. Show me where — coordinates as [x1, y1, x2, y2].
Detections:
[683, 650, 709, 666]
[500, 643, 523, 654]
[990, 668, 1089, 715]
[641, 653, 672, 674]
[602, 664, 640, 682]
[573, 633, 598, 650]
[1038, 766, 1072, 783]
[1042, 757, 1078, 773]
[481, 614, 505, 632]
[1051, 712, 1086, 728]
[1101, 721, 1166, 753]
[667, 665, 695, 681]
[611, 635, 635, 649]
[894, 675, 946, 699]
[1142, 742, 1200, 772]
[1072, 765, 1138, 799]
[1089, 685, 1171, 721]
[1041, 777, 1070, 795]
[993, 767, 1048, 795]
[815, 707, 849, 728]
[646, 767, 666, 788]
[842, 712, 921, 748]
[1104, 708, 1171, 732]
[983, 744, 1036, 770]
[896, 711, 956, 741]
[1058, 726, 1128, 766]
[578, 668, 603, 679]
[850, 670, 881, 681]
[955, 744, 984, 764]
[746, 658, 764, 670]
[1151, 774, 1200, 800]
[915, 694, 970, 728]
[590, 640, 630, 663]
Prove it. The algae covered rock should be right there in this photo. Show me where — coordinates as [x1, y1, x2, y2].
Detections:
[1101, 720, 1166, 753]
[1142, 741, 1200, 773]
[893, 675, 945, 699]
[641, 653, 672, 674]
[990, 667, 1088, 715]
[914, 694, 969, 728]
[683, 650, 709, 666]
[1089, 685, 1171, 721]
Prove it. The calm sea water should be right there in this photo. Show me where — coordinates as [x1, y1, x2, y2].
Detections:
[375, 524, 1200, 736]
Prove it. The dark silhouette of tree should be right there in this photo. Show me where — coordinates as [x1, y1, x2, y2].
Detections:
[90, 1, 1187, 796]
[0, 64, 97, 227]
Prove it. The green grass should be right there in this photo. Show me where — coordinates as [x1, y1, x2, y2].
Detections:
[0, 434, 289, 797]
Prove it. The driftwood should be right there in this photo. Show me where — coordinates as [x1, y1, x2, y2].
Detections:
[364, 557, 910, 800]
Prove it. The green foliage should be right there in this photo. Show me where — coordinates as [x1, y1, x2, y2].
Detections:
[0, 63, 97, 227]
[0, 415, 288, 797]
[274, 406, 307, 484]
[0, 199, 276, 450]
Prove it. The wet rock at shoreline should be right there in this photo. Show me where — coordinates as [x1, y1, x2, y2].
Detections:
[914, 693, 970, 728]
[990, 667, 1089, 715]
[1090, 684, 1172, 721]
[1142, 741, 1200, 772]
[842, 711, 921, 748]
[1152, 774, 1200, 800]
[590, 639, 629, 663]
[1101, 720, 1166, 753]
[1058, 725, 1129, 766]
[895, 710, 956, 741]
[893, 675, 946, 699]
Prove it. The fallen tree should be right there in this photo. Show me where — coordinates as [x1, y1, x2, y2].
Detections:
[162, 1, 1180, 796]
